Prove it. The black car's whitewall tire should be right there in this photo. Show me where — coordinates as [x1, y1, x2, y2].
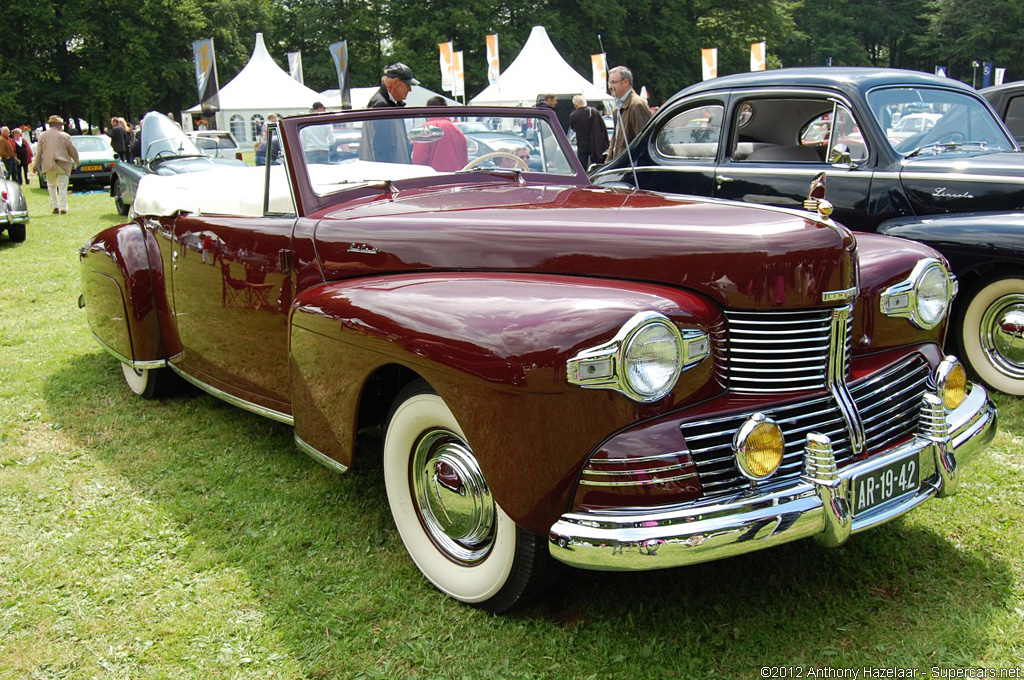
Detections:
[958, 275, 1024, 396]
[384, 381, 549, 612]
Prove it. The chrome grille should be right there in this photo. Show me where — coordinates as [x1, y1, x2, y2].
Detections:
[724, 309, 836, 393]
[680, 354, 930, 498]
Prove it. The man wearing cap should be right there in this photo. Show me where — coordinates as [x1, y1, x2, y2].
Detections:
[33, 115, 80, 215]
[605, 65, 651, 162]
[361, 62, 418, 163]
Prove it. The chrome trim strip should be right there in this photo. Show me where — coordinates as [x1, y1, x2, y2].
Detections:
[826, 305, 865, 456]
[166, 362, 294, 425]
[550, 385, 995, 571]
[580, 472, 698, 487]
[91, 331, 167, 370]
[295, 435, 348, 474]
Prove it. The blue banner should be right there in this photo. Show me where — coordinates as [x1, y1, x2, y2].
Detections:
[983, 62, 993, 88]
[329, 41, 351, 109]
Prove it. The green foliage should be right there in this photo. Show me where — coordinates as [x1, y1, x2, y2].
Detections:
[2, 0, 1023, 128]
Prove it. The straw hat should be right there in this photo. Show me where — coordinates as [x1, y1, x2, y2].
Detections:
[47, 114, 64, 125]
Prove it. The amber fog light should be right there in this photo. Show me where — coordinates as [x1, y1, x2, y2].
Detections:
[935, 357, 967, 410]
[732, 413, 785, 481]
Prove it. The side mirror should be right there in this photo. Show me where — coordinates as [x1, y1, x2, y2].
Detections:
[830, 143, 853, 167]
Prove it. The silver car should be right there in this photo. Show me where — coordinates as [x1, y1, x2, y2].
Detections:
[1, 177, 29, 242]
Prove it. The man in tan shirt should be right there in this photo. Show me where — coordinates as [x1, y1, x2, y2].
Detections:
[34, 115, 80, 214]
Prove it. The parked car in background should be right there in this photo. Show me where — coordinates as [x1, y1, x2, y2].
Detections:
[980, 80, 1024, 145]
[110, 112, 246, 216]
[186, 130, 244, 161]
[594, 67, 1024, 395]
[1, 176, 29, 242]
[78, 105, 995, 612]
[39, 135, 118, 190]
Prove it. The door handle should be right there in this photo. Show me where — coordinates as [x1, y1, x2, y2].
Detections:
[716, 174, 734, 184]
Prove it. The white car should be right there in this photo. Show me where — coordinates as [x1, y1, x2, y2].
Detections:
[186, 130, 244, 160]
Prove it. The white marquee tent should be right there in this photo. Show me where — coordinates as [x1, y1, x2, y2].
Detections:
[184, 33, 324, 143]
[469, 26, 614, 107]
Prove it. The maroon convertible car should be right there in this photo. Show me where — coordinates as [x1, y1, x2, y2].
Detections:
[78, 106, 996, 612]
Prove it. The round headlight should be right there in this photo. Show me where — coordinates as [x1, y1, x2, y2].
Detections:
[916, 263, 951, 329]
[733, 413, 785, 481]
[621, 319, 682, 401]
[935, 357, 968, 410]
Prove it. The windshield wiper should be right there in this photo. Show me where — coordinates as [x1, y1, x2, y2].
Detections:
[905, 141, 988, 158]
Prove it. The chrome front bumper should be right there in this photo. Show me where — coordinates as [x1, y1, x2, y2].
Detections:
[548, 385, 996, 571]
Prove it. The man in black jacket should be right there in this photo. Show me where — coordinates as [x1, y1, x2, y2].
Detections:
[568, 95, 609, 169]
[362, 63, 419, 163]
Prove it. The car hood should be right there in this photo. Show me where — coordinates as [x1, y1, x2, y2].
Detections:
[316, 185, 858, 309]
[901, 151, 1024, 213]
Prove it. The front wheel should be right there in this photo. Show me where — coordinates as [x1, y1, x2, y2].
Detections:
[113, 179, 130, 216]
[957, 275, 1024, 396]
[383, 381, 551, 612]
[121, 363, 177, 399]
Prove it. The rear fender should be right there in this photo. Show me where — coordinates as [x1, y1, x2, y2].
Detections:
[79, 221, 172, 367]
[289, 272, 724, 534]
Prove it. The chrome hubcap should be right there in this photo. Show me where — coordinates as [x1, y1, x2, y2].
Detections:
[412, 430, 495, 564]
[981, 294, 1024, 379]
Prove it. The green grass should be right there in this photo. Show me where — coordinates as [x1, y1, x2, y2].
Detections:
[1, 184, 1022, 678]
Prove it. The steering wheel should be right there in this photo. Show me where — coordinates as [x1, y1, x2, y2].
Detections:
[462, 151, 529, 171]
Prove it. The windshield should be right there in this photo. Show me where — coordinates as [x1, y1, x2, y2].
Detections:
[866, 87, 1014, 155]
[140, 111, 202, 161]
[297, 110, 578, 197]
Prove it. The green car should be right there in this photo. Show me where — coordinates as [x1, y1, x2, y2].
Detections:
[40, 135, 119, 189]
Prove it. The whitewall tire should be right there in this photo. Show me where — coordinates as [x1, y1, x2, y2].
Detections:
[383, 381, 549, 612]
[958, 275, 1024, 396]
[120, 363, 173, 399]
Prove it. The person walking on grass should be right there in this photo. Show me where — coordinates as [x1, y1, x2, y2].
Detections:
[34, 115, 80, 215]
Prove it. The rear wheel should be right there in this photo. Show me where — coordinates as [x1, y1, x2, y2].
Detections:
[383, 380, 551, 612]
[7, 224, 25, 242]
[121, 363, 176, 399]
[957, 275, 1024, 396]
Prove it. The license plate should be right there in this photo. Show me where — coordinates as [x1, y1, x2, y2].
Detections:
[853, 454, 919, 515]
[81, 165, 102, 171]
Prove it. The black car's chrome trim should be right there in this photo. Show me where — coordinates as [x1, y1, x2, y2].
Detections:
[166, 362, 294, 425]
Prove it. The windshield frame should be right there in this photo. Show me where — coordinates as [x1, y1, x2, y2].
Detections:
[280, 106, 588, 216]
[140, 111, 204, 161]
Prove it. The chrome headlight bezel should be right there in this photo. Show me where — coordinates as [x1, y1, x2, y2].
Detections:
[732, 412, 786, 481]
[880, 258, 957, 330]
[567, 311, 710, 403]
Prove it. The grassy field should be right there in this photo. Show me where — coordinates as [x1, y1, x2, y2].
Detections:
[1, 184, 1022, 678]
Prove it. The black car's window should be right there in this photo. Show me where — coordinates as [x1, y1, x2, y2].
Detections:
[730, 98, 832, 163]
[653, 104, 723, 160]
[867, 86, 1014, 154]
[799, 105, 868, 162]
[1004, 96, 1024, 143]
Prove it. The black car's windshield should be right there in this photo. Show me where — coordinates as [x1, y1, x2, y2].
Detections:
[140, 111, 203, 160]
[867, 87, 1014, 156]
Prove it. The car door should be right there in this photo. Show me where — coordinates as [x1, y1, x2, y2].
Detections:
[169, 157, 297, 416]
[713, 92, 875, 230]
[627, 97, 727, 197]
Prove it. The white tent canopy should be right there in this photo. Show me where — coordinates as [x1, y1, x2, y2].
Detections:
[184, 33, 324, 143]
[318, 86, 459, 109]
[469, 26, 614, 107]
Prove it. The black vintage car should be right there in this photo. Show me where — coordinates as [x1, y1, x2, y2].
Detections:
[110, 112, 246, 216]
[594, 67, 1024, 396]
[981, 80, 1024, 146]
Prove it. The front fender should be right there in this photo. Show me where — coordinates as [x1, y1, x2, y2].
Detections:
[879, 211, 1024, 276]
[79, 221, 170, 366]
[288, 272, 724, 534]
